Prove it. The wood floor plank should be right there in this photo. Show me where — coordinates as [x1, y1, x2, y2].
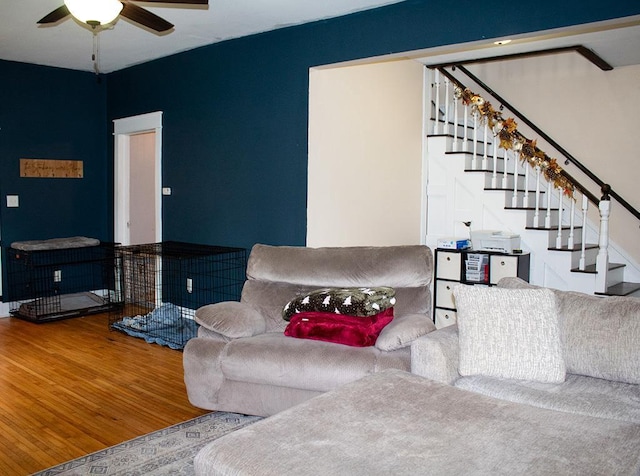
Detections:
[0, 313, 207, 475]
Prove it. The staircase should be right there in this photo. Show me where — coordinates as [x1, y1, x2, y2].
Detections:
[424, 68, 640, 297]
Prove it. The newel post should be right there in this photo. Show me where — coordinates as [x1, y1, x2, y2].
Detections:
[595, 184, 611, 293]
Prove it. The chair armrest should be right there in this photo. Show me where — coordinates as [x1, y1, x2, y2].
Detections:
[195, 302, 267, 340]
[375, 313, 437, 351]
[410, 324, 460, 384]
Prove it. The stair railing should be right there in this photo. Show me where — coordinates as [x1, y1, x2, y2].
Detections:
[428, 66, 637, 292]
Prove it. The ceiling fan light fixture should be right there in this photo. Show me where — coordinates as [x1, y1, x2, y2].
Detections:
[64, 0, 123, 26]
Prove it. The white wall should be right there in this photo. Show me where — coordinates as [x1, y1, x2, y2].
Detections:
[307, 52, 638, 267]
[307, 60, 425, 247]
[468, 55, 640, 262]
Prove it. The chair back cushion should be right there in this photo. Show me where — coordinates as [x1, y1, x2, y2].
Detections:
[242, 244, 433, 332]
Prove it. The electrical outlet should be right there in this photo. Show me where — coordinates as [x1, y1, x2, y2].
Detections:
[54, 270, 62, 282]
[186, 277, 193, 293]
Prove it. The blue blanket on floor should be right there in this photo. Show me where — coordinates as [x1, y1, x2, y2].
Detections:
[112, 303, 199, 350]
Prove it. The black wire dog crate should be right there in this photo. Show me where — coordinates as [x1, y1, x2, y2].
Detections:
[6, 240, 122, 323]
[109, 241, 247, 349]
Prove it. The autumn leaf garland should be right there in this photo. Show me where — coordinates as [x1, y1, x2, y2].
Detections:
[454, 85, 575, 198]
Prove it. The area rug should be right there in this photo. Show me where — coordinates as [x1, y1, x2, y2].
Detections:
[32, 412, 262, 476]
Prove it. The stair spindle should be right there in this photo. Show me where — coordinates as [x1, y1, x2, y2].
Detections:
[453, 94, 459, 151]
[463, 104, 469, 152]
[511, 151, 519, 208]
[523, 160, 530, 208]
[555, 188, 564, 249]
[491, 138, 498, 188]
[473, 111, 479, 168]
[568, 196, 576, 249]
[533, 165, 541, 228]
[501, 151, 508, 189]
[444, 78, 450, 136]
[434, 70, 441, 135]
[482, 122, 488, 169]
[545, 180, 552, 229]
[579, 195, 588, 270]
[595, 187, 611, 293]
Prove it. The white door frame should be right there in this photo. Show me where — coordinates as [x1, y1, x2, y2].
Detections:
[113, 111, 163, 246]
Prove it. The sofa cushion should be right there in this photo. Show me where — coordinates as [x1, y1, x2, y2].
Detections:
[498, 277, 640, 385]
[284, 308, 394, 347]
[195, 302, 266, 339]
[241, 281, 318, 332]
[455, 374, 640, 423]
[375, 312, 436, 351]
[220, 332, 410, 392]
[453, 285, 566, 383]
[282, 287, 396, 321]
[246, 244, 433, 288]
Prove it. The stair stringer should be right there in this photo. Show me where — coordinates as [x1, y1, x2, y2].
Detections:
[425, 135, 640, 293]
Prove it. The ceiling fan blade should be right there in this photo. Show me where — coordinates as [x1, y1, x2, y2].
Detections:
[120, 2, 174, 32]
[136, 0, 208, 4]
[37, 5, 71, 24]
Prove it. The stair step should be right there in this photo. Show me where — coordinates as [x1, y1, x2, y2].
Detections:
[595, 282, 640, 297]
[548, 243, 597, 252]
[512, 207, 560, 212]
[571, 262, 625, 274]
[486, 188, 545, 194]
[525, 225, 578, 232]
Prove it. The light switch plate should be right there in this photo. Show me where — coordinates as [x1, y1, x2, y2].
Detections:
[162, 187, 172, 196]
[6, 195, 19, 207]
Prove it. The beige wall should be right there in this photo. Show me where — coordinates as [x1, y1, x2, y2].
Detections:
[129, 131, 157, 245]
[469, 55, 640, 261]
[307, 60, 425, 247]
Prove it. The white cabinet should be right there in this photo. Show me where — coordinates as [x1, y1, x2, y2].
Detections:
[433, 248, 530, 328]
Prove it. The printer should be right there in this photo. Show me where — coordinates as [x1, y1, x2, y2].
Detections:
[471, 230, 521, 254]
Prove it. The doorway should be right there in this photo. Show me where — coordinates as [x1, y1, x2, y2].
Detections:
[113, 111, 163, 246]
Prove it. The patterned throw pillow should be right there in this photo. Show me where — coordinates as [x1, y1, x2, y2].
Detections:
[282, 287, 396, 321]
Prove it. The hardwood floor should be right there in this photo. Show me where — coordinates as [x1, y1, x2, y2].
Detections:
[0, 312, 208, 475]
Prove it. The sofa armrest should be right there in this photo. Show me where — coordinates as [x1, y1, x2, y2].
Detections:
[410, 324, 460, 384]
[375, 313, 436, 351]
[195, 302, 267, 339]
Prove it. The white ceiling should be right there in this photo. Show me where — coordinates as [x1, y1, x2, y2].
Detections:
[1, 1, 639, 74]
[0, 0, 405, 73]
[411, 16, 640, 70]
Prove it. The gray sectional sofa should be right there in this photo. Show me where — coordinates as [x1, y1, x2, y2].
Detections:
[183, 243, 436, 416]
[193, 277, 640, 475]
[194, 370, 640, 475]
[411, 277, 640, 423]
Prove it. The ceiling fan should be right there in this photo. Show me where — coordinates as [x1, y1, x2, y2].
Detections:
[38, 0, 209, 33]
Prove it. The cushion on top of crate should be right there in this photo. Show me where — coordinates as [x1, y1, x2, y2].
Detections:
[11, 236, 100, 251]
[18, 292, 107, 319]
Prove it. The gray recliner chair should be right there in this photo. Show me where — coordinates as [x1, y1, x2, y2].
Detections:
[183, 243, 435, 416]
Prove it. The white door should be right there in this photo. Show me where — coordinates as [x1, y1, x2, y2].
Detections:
[113, 112, 163, 246]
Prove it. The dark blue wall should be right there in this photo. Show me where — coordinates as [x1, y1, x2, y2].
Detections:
[0, 60, 109, 246]
[2, 0, 639, 256]
[106, 0, 640, 249]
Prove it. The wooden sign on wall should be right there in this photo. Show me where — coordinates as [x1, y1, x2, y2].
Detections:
[20, 158, 84, 178]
